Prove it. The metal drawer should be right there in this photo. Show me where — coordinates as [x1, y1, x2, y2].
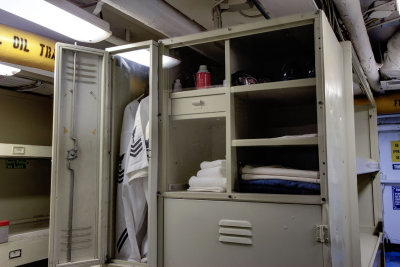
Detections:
[171, 94, 226, 116]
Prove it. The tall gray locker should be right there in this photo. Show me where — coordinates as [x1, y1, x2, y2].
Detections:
[48, 11, 382, 267]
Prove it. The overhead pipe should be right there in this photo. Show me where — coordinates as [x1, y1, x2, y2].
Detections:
[380, 31, 400, 79]
[249, 0, 271, 19]
[332, 0, 382, 93]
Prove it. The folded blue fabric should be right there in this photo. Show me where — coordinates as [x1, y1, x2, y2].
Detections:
[237, 179, 320, 195]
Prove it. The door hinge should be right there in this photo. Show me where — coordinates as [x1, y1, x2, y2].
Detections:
[314, 225, 329, 243]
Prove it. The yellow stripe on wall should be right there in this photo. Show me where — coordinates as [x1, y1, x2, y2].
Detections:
[0, 24, 56, 72]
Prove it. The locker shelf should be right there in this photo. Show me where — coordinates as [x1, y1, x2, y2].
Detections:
[0, 220, 49, 267]
[170, 86, 227, 99]
[163, 191, 322, 204]
[0, 143, 51, 158]
[232, 136, 318, 147]
[231, 78, 316, 99]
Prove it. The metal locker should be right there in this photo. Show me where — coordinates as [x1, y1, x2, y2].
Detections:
[49, 41, 158, 267]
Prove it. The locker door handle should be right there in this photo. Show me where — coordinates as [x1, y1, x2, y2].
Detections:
[191, 100, 204, 106]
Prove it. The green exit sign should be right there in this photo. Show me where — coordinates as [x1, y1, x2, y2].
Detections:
[5, 160, 28, 169]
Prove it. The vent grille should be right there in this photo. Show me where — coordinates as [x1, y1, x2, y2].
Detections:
[218, 219, 252, 245]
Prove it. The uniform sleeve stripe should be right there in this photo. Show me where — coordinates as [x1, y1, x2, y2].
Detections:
[116, 229, 127, 248]
[132, 147, 143, 157]
[117, 233, 129, 253]
[130, 139, 141, 152]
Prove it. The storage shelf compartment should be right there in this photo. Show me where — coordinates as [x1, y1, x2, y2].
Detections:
[0, 158, 51, 230]
[0, 89, 52, 147]
[234, 90, 317, 140]
[166, 117, 226, 192]
[0, 143, 52, 158]
[232, 136, 318, 147]
[234, 146, 320, 195]
[165, 42, 225, 92]
[229, 24, 315, 86]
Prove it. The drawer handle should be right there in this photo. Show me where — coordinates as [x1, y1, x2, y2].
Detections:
[191, 100, 204, 106]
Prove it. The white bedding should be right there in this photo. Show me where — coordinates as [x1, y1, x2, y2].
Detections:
[197, 166, 226, 178]
[187, 186, 226, 193]
[241, 165, 319, 179]
[241, 174, 320, 184]
[189, 176, 227, 188]
[200, 160, 226, 170]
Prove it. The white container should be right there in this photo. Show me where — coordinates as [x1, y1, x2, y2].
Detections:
[173, 79, 182, 92]
[0, 220, 9, 244]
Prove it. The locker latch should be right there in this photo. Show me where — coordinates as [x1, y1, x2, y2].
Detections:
[67, 148, 78, 161]
[314, 225, 329, 243]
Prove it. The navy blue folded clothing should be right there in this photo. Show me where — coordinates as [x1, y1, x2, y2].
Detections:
[237, 179, 320, 195]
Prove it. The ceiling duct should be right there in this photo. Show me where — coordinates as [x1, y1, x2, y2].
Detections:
[333, 0, 382, 93]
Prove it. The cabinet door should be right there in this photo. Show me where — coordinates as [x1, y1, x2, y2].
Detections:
[318, 14, 361, 267]
[49, 43, 110, 266]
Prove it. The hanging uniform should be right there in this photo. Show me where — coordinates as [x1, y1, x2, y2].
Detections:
[126, 96, 150, 262]
[115, 100, 139, 260]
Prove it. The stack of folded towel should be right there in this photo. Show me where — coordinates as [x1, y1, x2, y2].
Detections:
[188, 160, 226, 192]
[241, 165, 320, 184]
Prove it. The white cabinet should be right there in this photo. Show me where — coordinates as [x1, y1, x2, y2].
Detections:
[47, 10, 382, 267]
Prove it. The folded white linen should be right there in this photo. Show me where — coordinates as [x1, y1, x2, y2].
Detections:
[197, 166, 226, 178]
[200, 160, 226, 170]
[241, 165, 319, 179]
[188, 176, 227, 188]
[241, 174, 320, 184]
[187, 186, 226, 193]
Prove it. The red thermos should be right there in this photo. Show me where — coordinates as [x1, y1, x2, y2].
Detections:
[196, 65, 211, 89]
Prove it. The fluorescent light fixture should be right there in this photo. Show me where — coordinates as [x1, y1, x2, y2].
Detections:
[0, 0, 112, 43]
[396, 0, 400, 14]
[0, 63, 21, 76]
[116, 49, 181, 68]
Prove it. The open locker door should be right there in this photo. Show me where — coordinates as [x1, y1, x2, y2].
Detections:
[318, 14, 361, 267]
[49, 43, 110, 266]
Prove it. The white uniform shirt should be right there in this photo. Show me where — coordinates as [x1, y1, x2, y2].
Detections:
[115, 100, 139, 260]
[127, 96, 150, 182]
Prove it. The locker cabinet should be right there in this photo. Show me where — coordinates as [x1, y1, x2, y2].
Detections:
[48, 10, 382, 267]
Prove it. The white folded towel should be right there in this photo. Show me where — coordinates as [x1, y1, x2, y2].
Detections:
[187, 187, 226, 193]
[189, 176, 227, 188]
[200, 160, 226, 170]
[197, 166, 226, 178]
[241, 165, 318, 179]
[241, 174, 320, 184]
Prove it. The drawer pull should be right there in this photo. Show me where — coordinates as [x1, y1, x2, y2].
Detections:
[219, 236, 252, 245]
[191, 100, 204, 106]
